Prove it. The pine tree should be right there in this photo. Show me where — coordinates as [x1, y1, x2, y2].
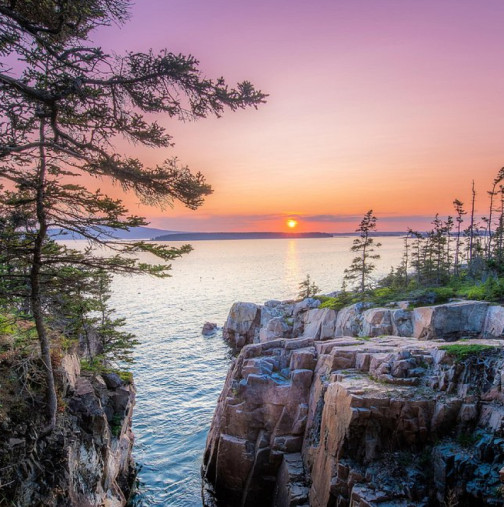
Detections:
[297, 274, 320, 299]
[0, 1, 265, 429]
[468, 180, 477, 265]
[486, 168, 504, 260]
[343, 210, 381, 294]
[453, 199, 466, 276]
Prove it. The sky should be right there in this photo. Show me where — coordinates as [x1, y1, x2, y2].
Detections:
[92, 0, 504, 233]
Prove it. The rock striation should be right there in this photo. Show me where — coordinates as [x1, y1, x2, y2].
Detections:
[203, 299, 504, 506]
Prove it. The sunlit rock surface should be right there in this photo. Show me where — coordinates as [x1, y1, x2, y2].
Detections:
[203, 299, 504, 506]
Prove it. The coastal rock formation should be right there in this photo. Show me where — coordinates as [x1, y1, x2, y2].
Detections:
[412, 301, 490, 341]
[203, 322, 219, 335]
[483, 305, 504, 339]
[202, 298, 504, 506]
[222, 299, 504, 352]
[0, 350, 135, 505]
[223, 302, 261, 349]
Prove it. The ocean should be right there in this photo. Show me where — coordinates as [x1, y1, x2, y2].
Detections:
[108, 237, 405, 506]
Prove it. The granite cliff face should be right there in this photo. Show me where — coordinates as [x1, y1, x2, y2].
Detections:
[0, 348, 135, 506]
[203, 299, 504, 506]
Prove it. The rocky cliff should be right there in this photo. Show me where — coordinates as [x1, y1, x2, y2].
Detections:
[203, 299, 504, 506]
[0, 342, 135, 505]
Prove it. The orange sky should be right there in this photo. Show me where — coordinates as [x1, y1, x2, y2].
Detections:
[91, 0, 504, 233]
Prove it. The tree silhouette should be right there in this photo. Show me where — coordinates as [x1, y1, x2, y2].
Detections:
[344, 210, 381, 294]
[0, 0, 266, 429]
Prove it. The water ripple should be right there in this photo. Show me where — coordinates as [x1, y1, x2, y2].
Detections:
[108, 237, 404, 506]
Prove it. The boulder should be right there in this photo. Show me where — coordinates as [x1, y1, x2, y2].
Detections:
[102, 372, 123, 389]
[303, 308, 338, 340]
[360, 308, 393, 337]
[482, 305, 504, 339]
[293, 298, 321, 316]
[260, 317, 291, 342]
[202, 322, 218, 335]
[334, 303, 372, 337]
[223, 302, 261, 349]
[413, 301, 490, 340]
[391, 308, 413, 336]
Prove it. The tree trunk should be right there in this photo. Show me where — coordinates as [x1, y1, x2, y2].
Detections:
[469, 181, 476, 264]
[31, 118, 57, 430]
[455, 220, 461, 276]
[360, 234, 368, 294]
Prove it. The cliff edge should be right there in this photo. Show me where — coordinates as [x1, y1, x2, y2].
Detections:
[202, 299, 504, 506]
[0, 334, 135, 505]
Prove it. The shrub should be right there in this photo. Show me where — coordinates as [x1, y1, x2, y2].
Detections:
[0, 315, 14, 335]
[432, 287, 456, 302]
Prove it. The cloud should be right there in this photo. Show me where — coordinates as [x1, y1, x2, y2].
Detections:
[297, 214, 361, 223]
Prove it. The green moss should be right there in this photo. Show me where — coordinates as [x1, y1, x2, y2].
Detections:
[117, 370, 133, 384]
[80, 358, 133, 384]
[0, 315, 15, 335]
[439, 344, 497, 361]
[110, 413, 123, 437]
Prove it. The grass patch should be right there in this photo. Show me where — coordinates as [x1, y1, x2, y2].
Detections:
[439, 344, 497, 361]
[0, 315, 15, 335]
[110, 413, 123, 437]
[80, 358, 133, 384]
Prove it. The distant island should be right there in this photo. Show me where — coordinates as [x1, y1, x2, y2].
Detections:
[152, 232, 334, 241]
[50, 226, 180, 240]
[50, 227, 409, 241]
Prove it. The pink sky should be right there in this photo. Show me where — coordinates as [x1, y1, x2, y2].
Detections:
[93, 0, 504, 233]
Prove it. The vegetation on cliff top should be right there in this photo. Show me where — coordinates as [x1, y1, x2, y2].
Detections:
[311, 168, 504, 309]
[439, 343, 498, 361]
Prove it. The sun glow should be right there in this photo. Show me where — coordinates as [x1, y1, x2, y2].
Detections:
[286, 219, 298, 229]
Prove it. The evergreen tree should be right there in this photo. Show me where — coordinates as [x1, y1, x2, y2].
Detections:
[445, 215, 454, 272]
[453, 198, 466, 276]
[0, 1, 265, 428]
[493, 186, 504, 268]
[468, 180, 477, 264]
[297, 274, 320, 299]
[486, 167, 504, 260]
[343, 210, 381, 294]
[429, 214, 449, 285]
[408, 229, 424, 285]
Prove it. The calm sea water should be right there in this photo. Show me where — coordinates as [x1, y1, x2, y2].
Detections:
[108, 237, 405, 506]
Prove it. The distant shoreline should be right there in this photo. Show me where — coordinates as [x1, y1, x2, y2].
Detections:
[151, 231, 407, 241]
[152, 232, 332, 241]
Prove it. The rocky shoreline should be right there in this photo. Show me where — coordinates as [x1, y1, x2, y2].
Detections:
[202, 298, 504, 506]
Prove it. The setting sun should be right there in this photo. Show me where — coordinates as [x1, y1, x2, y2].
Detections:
[286, 219, 298, 229]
